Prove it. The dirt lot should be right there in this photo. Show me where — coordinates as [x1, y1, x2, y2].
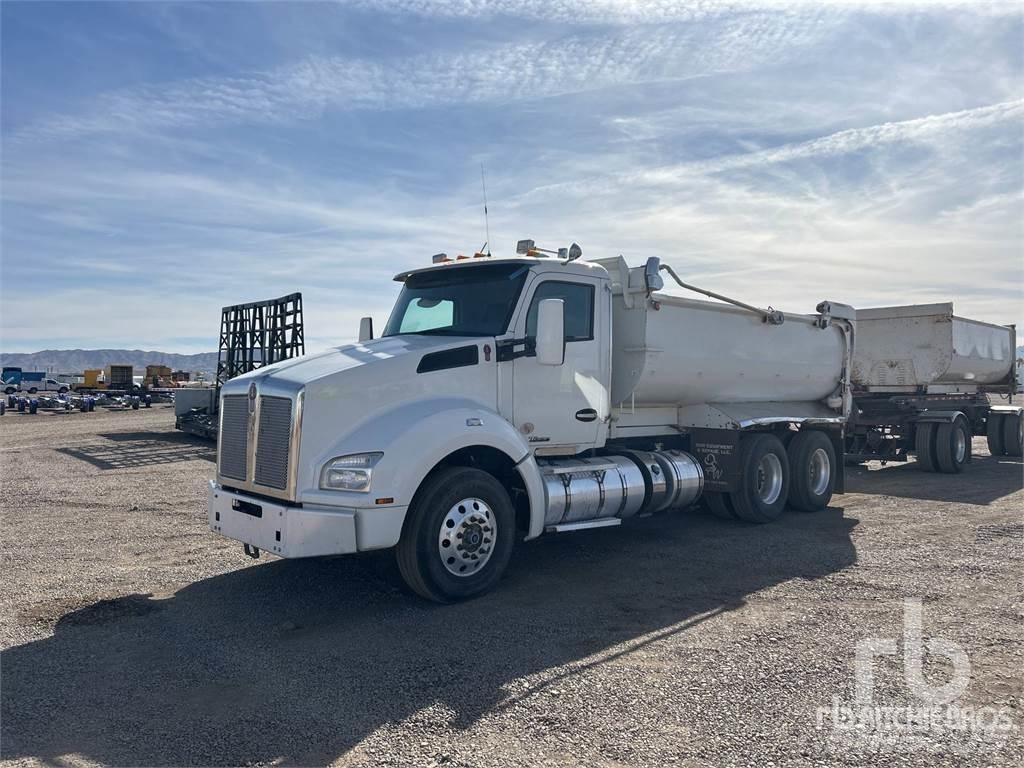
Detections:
[1, 406, 1021, 767]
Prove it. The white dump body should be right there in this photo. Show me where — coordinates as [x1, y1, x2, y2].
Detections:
[852, 303, 1014, 391]
[608, 287, 846, 408]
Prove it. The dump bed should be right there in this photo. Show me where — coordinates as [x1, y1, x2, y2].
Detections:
[851, 303, 1014, 392]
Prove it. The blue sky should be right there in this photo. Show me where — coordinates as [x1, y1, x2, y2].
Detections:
[2, 0, 1022, 354]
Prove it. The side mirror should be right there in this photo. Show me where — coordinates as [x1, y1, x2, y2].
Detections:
[535, 299, 564, 366]
[358, 317, 374, 342]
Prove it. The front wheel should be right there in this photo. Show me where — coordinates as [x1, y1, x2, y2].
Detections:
[396, 466, 516, 602]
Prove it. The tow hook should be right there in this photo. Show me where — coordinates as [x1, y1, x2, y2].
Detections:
[243, 544, 261, 559]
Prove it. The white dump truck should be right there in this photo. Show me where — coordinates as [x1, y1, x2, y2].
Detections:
[207, 243, 1020, 601]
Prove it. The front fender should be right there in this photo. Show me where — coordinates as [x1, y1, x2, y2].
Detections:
[299, 397, 547, 543]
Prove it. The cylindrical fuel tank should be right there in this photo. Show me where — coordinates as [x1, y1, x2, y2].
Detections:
[610, 293, 846, 406]
[540, 450, 704, 526]
[540, 456, 647, 525]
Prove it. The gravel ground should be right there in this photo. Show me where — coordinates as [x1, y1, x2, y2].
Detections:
[1, 406, 1021, 767]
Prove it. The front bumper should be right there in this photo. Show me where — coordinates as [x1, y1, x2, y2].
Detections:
[208, 481, 362, 558]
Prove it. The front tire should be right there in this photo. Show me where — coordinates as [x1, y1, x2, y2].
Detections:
[787, 430, 836, 512]
[396, 466, 515, 602]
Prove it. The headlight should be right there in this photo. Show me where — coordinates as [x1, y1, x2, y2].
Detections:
[320, 452, 383, 492]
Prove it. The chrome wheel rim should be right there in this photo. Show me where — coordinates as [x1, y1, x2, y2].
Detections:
[954, 427, 967, 463]
[756, 453, 784, 505]
[809, 447, 831, 496]
[438, 497, 496, 577]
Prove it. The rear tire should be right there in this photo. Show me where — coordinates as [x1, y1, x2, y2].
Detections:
[935, 416, 971, 474]
[787, 430, 836, 512]
[28, 387, 37, 394]
[986, 413, 1006, 456]
[730, 434, 789, 523]
[915, 422, 938, 472]
[396, 466, 515, 603]
[1002, 412, 1024, 458]
[705, 492, 738, 520]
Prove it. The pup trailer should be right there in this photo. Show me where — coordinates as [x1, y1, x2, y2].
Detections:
[207, 243, 1020, 601]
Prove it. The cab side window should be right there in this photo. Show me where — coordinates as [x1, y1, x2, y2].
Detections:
[525, 281, 594, 342]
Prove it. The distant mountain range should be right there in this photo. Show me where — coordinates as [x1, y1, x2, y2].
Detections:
[0, 349, 218, 375]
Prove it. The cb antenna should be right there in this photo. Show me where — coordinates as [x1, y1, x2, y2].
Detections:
[480, 162, 491, 256]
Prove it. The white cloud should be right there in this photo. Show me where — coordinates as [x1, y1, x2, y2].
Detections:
[17, 15, 840, 141]
[350, 0, 1021, 23]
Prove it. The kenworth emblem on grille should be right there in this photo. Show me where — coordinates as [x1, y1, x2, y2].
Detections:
[248, 382, 257, 414]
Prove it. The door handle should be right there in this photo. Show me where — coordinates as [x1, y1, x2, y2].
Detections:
[575, 408, 598, 423]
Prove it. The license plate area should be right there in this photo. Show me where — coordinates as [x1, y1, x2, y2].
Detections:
[232, 499, 263, 518]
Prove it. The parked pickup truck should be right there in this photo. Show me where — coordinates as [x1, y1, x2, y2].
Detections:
[207, 242, 1021, 601]
[3, 372, 69, 395]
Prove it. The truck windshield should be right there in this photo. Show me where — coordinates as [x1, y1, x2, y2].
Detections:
[384, 263, 529, 337]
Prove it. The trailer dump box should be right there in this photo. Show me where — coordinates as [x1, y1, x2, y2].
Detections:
[852, 303, 1015, 392]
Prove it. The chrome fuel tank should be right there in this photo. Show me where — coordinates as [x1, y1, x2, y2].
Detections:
[540, 450, 704, 527]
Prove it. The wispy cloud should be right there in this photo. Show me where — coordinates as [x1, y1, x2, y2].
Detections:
[352, 0, 1020, 23]
[17, 14, 839, 141]
[2, 2, 1021, 352]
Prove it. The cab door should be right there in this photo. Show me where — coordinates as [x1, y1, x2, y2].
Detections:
[508, 275, 609, 455]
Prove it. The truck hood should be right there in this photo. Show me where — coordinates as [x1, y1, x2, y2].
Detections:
[220, 334, 500, 498]
[224, 334, 486, 389]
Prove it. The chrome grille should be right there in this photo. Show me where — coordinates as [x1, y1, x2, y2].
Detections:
[219, 395, 249, 481]
[255, 396, 293, 490]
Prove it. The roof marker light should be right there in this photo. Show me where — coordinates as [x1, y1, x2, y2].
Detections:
[432, 253, 451, 264]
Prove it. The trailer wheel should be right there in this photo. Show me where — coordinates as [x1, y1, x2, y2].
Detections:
[396, 466, 515, 602]
[914, 423, 938, 472]
[1002, 412, 1024, 458]
[935, 416, 971, 474]
[705, 492, 738, 520]
[986, 413, 1006, 456]
[787, 430, 836, 512]
[729, 433, 789, 523]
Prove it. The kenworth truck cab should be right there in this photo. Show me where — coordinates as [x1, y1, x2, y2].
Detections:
[208, 242, 866, 601]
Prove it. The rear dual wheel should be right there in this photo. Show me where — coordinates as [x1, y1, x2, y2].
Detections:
[712, 434, 789, 523]
[706, 431, 836, 522]
[916, 416, 971, 473]
[987, 412, 1023, 457]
